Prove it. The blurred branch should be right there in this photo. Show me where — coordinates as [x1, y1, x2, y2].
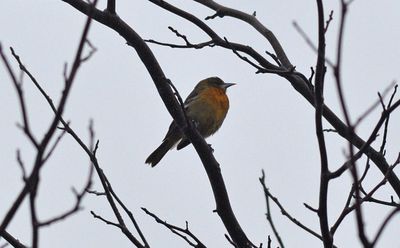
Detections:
[292, 21, 334, 68]
[371, 206, 400, 247]
[0, 1, 97, 242]
[354, 82, 396, 127]
[330, 90, 400, 179]
[42, 126, 68, 164]
[333, 0, 370, 245]
[331, 161, 399, 235]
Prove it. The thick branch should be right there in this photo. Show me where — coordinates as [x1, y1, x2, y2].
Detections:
[148, 0, 400, 198]
[60, 1, 254, 247]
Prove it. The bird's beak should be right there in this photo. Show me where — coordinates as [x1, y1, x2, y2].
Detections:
[222, 82, 236, 89]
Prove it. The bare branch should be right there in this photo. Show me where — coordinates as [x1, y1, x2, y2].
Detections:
[379, 85, 398, 154]
[324, 10, 334, 33]
[371, 206, 400, 247]
[315, 1, 332, 246]
[0, 231, 27, 248]
[333, 0, 370, 244]
[42, 126, 68, 164]
[223, 37, 289, 74]
[194, 0, 292, 69]
[145, 0, 400, 198]
[38, 145, 94, 227]
[0, 45, 38, 148]
[292, 21, 334, 68]
[354, 82, 396, 127]
[142, 208, 206, 248]
[0, 0, 98, 239]
[259, 171, 330, 245]
[90, 211, 121, 228]
[16, 150, 27, 181]
[259, 171, 284, 248]
[106, 0, 115, 14]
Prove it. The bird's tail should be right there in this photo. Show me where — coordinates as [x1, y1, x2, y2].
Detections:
[145, 138, 176, 167]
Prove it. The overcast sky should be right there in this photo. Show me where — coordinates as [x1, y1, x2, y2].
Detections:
[1, 0, 400, 247]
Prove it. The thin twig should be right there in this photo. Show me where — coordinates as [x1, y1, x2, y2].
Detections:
[324, 10, 334, 33]
[16, 150, 27, 181]
[42, 126, 68, 164]
[379, 85, 398, 154]
[292, 21, 334, 68]
[90, 211, 121, 228]
[259, 171, 331, 246]
[142, 208, 206, 248]
[370, 206, 400, 247]
[0, 45, 38, 148]
[259, 171, 284, 248]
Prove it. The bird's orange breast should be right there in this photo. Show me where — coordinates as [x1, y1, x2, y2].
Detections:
[186, 87, 230, 137]
[201, 87, 229, 119]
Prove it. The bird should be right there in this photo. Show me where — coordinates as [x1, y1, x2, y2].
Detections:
[145, 77, 235, 167]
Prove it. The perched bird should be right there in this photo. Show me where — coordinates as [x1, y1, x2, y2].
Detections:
[145, 77, 235, 167]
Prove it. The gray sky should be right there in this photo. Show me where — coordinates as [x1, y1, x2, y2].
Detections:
[1, 0, 400, 247]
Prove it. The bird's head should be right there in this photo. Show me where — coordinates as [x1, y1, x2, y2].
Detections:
[197, 77, 236, 92]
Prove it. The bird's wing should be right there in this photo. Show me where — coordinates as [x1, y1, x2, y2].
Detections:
[183, 89, 200, 108]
